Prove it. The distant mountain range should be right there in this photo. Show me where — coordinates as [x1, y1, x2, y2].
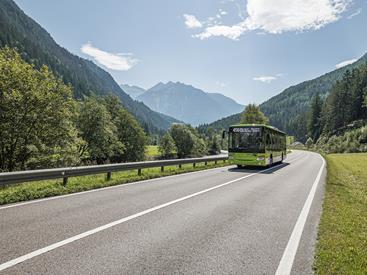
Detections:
[0, 0, 178, 134]
[201, 52, 367, 141]
[122, 82, 244, 126]
[120, 84, 146, 99]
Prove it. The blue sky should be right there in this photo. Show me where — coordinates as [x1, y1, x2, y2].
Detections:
[14, 0, 367, 105]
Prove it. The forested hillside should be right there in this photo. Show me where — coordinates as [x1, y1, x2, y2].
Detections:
[0, 0, 178, 133]
[260, 53, 367, 141]
[307, 64, 367, 153]
[200, 53, 367, 141]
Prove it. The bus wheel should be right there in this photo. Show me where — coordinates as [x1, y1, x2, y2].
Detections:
[269, 155, 273, 167]
[237, 165, 243, 169]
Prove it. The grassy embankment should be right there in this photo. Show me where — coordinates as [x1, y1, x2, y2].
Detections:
[0, 159, 229, 205]
[314, 153, 367, 274]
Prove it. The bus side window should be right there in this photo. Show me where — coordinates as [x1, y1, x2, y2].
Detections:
[271, 134, 274, 150]
[266, 133, 271, 149]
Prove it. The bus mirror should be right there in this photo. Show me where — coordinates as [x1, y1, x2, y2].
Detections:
[222, 131, 226, 139]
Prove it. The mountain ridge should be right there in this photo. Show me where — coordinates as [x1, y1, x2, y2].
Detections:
[135, 81, 244, 126]
[0, 0, 178, 133]
[200, 53, 367, 140]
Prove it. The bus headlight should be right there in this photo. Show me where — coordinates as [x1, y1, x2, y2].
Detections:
[256, 157, 265, 161]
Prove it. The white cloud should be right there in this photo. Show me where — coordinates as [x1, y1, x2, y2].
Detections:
[193, 0, 351, 40]
[195, 24, 246, 40]
[253, 75, 277, 83]
[347, 8, 361, 19]
[335, 58, 357, 68]
[81, 42, 138, 71]
[183, 14, 202, 29]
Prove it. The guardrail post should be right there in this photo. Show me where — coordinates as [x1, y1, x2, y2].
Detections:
[63, 177, 68, 186]
[106, 172, 112, 181]
[0, 156, 230, 187]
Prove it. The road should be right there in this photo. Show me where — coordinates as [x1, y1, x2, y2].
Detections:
[0, 150, 326, 275]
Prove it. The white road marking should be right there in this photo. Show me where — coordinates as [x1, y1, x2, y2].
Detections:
[0, 165, 232, 210]
[0, 152, 302, 211]
[275, 154, 326, 275]
[0, 163, 286, 271]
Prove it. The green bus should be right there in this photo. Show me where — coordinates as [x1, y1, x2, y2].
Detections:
[225, 124, 287, 168]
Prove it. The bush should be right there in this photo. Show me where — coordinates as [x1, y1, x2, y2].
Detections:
[170, 124, 207, 158]
[208, 135, 222, 155]
[305, 137, 313, 149]
[316, 126, 367, 153]
[158, 133, 177, 159]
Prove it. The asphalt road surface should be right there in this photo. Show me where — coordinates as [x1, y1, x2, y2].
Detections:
[0, 150, 326, 275]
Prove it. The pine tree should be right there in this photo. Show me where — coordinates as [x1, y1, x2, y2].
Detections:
[307, 94, 323, 141]
[240, 104, 269, 125]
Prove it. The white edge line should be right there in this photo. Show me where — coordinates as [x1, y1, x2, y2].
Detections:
[0, 165, 233, 210]
[0, 163, 285, 271]
[0, 152, 302, 211]
[275, 153, 326, 275]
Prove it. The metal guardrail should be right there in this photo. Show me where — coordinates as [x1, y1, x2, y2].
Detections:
[0, 155, 228, 186]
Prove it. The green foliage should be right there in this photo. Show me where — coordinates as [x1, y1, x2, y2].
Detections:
[0, 0, 177, 134]
[145, 146, 160, 160]
[240, 104, 269, 124]
[208, 135, 222, 155]
[102, 95, 147, 162]
[170, 124, 207, 158]
[307, 94, 323, 141]
[197, 113, 240, 134]
[158, 133, 177, 158]
[314, 153, 367, 274]
[316, 126, 367, 153]
[76, 97, 124, 164]
[305, 64, 367, 152]
[0, 47, 82, 171]
[200, 54, 367, 141]
[0, 48, 149, 171]
[286, 136, 295, 146]
[305, 137, 313, 149]
[0, 161, 230, 205]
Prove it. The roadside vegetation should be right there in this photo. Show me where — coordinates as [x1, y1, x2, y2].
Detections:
[0, 48, 224, 174]
[145, 145, 160, 159]
[305, 65, 367, 153]
[0, 48, 147, 172]
[0, 161, 229, 205]
[314, 153, 367, 274]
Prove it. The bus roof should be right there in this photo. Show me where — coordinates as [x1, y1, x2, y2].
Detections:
[229, 124, 286, 135]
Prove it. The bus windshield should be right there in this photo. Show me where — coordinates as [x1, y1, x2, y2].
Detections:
[229, 127, 264, 153]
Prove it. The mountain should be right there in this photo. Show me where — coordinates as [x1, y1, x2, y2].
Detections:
[136, 81, 244, 126]
[260, 53, 367, 140]
[207, 93, 244, 111]
[120, 84, 146, 99]
[200, 53, 367, 140]
[0, 0, 178, 134]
